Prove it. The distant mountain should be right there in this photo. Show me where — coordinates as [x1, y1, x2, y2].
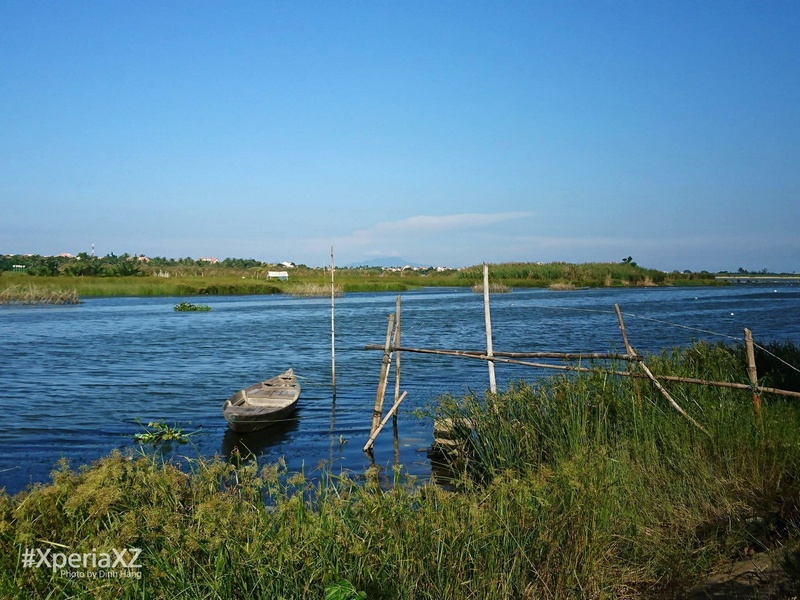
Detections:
[345, 257, 428, 268]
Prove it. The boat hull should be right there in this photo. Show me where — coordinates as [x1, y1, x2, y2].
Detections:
[222, 369, 300, 433]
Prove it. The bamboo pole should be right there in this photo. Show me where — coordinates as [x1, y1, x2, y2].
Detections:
[483, 263, 497, 394]
[331, 246, 336, 393]
[364, 391, 408, 452]
[744, 328, 761, 416]
[370, 313, 396, 438]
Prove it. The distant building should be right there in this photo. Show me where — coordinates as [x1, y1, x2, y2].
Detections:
[198, 257, 219, 264]
[267, 271, 289, 281]
[280, 261, 296, 269]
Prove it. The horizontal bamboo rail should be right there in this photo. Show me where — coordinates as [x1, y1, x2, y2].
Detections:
[364, 345, 641, 362]
[363, 344, 800, 400]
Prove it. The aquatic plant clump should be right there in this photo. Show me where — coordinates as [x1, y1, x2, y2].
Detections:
[173, 302, 211, 311]
[133, 419, 198, 443]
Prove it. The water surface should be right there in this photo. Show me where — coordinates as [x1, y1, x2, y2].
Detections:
[2, 285, 798, 494]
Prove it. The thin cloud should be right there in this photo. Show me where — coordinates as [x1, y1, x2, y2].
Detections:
[352, 211, 534, 241]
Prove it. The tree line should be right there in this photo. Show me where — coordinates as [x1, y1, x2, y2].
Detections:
[0, 254, 273, 277]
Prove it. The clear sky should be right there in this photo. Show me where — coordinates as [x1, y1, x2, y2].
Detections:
[1, 1, 798, 271]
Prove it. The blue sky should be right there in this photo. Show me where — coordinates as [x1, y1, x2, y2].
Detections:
[1, 1, 798, 271]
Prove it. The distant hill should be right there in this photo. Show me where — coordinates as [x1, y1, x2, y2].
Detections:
[345, 257, 427, 268]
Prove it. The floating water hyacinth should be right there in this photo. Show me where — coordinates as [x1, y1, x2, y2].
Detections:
[173, 302, 211, 311]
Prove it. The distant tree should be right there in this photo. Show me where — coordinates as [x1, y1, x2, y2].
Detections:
[63, 253, 103, 276]
[621, 256, 637, 267]
[24, 255, 60, 276]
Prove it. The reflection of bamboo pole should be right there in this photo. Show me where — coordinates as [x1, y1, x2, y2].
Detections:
[370, 313, 395, 438]
[331, 246, 336, 392]
[744, 328, 761, 416]
[364, 391, 408, 452]
[394, 295, 401, 425]
[483, 263, 497, 394]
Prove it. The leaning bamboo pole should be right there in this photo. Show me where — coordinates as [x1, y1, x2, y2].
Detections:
[614, 305, 708, 436]
[364, 391, 408, 452]
[370, 313, 396, 439]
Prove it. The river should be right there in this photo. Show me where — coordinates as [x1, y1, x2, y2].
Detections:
[2, 284, 799, 494]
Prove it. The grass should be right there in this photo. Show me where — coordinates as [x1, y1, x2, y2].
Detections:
[288, 282, 344, 297]
[0, 283, 80, 305]
[471, 282, 511, 293]
[0, 262, 724, 299]
[1, 342, 799, 598]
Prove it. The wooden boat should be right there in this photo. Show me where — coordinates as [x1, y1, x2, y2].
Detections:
[222, 369, 300, 433]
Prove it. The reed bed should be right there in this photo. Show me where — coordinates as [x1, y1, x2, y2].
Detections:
[547, 282, 577, 291]
[2, 276, 284, 297]
[1, 342, 799, 599]
[470, 282, 510, 293]
[287, 282, 344, 297]
[0, 283, 80, 305]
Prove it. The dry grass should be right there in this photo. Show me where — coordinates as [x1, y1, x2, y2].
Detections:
[0, 284, 80, 305]
[288, 282, 344, 297]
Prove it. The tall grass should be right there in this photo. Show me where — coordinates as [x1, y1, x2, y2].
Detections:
[0, 283, 80, 305]
[1, 342, 798, 598]
[456, 262, 717, 288]
[288, 282, 344, 297]
[435, 342, 800, 594]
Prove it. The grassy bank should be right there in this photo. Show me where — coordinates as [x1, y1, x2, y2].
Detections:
[1, 342, 799, 598]
[0, 261, 722, 299]
[0, 274, 283, 298]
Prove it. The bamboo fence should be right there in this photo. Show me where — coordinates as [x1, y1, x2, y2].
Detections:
[363, 292, 800, 451]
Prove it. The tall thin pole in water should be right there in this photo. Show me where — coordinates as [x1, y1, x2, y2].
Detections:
[483, 262, 497, 393]
[331, 246, 336, 393]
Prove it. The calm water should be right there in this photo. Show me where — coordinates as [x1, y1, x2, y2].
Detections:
[2, 285, 799, 494]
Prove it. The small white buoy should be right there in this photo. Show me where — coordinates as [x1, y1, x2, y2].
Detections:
[730, 312, 735, 316]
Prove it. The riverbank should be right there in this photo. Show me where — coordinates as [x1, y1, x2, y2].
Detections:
[2, 341, 799, 598]
[0, 261, 723, 300]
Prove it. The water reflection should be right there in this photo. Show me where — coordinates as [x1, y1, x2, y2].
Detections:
[221, 417, 300, 460]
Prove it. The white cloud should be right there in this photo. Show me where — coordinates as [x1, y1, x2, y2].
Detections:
[350, 211, 534, 243]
